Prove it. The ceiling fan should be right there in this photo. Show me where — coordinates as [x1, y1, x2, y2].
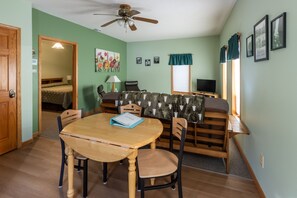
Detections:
[94, 4, 158, 31]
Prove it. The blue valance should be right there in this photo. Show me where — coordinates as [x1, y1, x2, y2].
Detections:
[168, 54, 193, 65]
[227, 33, 240, 60]
[219, 46, 227, 63]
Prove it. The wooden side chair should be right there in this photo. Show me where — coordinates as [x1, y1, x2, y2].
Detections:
[58, 110, 108, 191]
[137, 117, 188, 198]
[116, 103, 142, 165]
[57, 109, 88, 198]
[120, 103, 142, 116]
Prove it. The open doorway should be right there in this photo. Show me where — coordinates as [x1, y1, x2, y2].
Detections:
[38, 36, 78, 138]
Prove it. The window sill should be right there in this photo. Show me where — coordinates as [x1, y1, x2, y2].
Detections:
[228, 115, 250, 138]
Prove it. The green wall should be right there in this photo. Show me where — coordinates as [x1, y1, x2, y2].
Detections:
[32, 9, 127, 132]
[0, 0, 32, 142]
[220, 0, 297, 197]
[127, 36, 220, 94]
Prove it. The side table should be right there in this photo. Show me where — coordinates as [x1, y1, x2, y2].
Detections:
[100, 102, 118, 114]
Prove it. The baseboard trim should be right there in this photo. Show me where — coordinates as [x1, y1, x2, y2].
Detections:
[22, 138, 33, 147]
[33, 131, 39, 138]
[233, 137, 266, 198]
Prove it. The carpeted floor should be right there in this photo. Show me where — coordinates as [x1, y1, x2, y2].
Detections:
[182, 138, 251, 179]
[41, 111, 251, 179]
[41, 111, 60, 140]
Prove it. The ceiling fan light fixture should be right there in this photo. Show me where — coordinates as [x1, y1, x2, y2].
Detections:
[124, 21, 129, 29]
[52, 42, 64, 49]
[128, 19, 134, 26]
[117, 19, 124, 26]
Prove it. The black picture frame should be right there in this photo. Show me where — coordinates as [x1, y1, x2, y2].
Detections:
[136, 57, 142, 64]
[271, 12, 286, 50]
[145, 59, 151, 66]
[254, 15, 269, 62]
[153, 56, 160, 64]
[246, 34, 253, 57]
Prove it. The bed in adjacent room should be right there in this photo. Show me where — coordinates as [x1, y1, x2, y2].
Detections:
[41, 78, 72, 110]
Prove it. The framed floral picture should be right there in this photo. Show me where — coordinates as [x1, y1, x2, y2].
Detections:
[271, 12, 286, 50]
[254, 15, 269, 62]
[95, 48, 120, 72]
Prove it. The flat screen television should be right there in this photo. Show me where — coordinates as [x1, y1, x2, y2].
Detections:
[197, 79, 216, 93]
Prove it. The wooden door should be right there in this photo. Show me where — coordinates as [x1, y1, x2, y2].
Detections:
[0, 26, 17, 155]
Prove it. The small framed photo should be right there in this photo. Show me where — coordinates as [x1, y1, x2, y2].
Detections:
[246, 34, 253, 57]
[145, 59, 151, 66]
[153, 56, 160, 64]
[271, 12, 286, 50]
[136, 57, 142, 64]
[254, 15, 269, 62]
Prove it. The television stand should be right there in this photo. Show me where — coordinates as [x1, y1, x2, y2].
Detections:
[192, 91, 219, 98]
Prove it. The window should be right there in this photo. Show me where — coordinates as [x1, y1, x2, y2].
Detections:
[232, 58, 240, 116]
[222, 62, 227, 100]
[171, 65, 191, 93]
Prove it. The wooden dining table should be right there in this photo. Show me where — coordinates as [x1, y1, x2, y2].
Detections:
[59, 113, 163, 198]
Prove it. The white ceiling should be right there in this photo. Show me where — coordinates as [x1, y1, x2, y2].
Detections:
[29, 0, 237, 42]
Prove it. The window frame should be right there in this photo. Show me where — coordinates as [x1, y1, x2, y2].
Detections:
[222, 62, 227, 100]
[171, 65, 191, 94]
[231, 58, 240, 117]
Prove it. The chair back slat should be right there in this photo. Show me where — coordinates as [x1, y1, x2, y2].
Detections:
[120, 104, 142, 117]
[172, 117, 187, 141]
[172, 117, 187, 175]
[58, 109, 82, 132]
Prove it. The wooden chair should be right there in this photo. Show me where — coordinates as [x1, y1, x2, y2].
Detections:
[57, 109, 88, 197]
[137, 117, 187, 198]
[117, 103, 142, 165]
[58, 110, 109, 187]
[120, 103, 142, 116]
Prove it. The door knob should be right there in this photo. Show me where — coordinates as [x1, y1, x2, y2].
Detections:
[9, 89, 16, 98]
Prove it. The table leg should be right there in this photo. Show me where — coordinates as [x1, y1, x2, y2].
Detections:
[150, 140, 156, 185]
[150, 140, 156, 149]
[127, 150, 138, 198]
[67, 147, 74, 198]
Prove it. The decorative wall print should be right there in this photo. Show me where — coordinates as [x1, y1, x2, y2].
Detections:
[95, 48, 120, 72]
[246, 34, 253, 57]
[254, 15, 269, 62]
[136, 57, 142, 64]
[145, 59, 151, 66]
[271, 12, 286, 50]
[154, 56, 160, 64]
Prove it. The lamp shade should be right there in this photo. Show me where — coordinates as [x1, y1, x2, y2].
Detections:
[66, 75, 72, 81]
[106, 75, 121, 83]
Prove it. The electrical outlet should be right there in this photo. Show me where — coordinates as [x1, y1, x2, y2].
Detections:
[260, 153, 264, 168]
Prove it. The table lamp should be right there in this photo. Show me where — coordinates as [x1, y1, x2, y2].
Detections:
[106, 75, 121, 92]
[66, 75, 72, 84]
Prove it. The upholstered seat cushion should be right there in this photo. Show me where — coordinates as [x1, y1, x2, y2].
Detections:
[205, 97, 229, 113]
[138, 149, 178, 178]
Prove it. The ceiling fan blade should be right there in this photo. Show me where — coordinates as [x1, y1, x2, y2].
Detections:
[129, 24, 137, 31]
[128, 10, 140, 16]
[132, 16, 158, 24]
[101, 19, 118, 27]
[93, 13, 118, 16]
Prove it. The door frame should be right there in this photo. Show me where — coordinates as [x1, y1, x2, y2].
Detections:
[38, 36, 78, 134]
[0, 24, 22, 148]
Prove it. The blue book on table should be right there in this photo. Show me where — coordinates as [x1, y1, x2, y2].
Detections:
[110, 112, 144, 128]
